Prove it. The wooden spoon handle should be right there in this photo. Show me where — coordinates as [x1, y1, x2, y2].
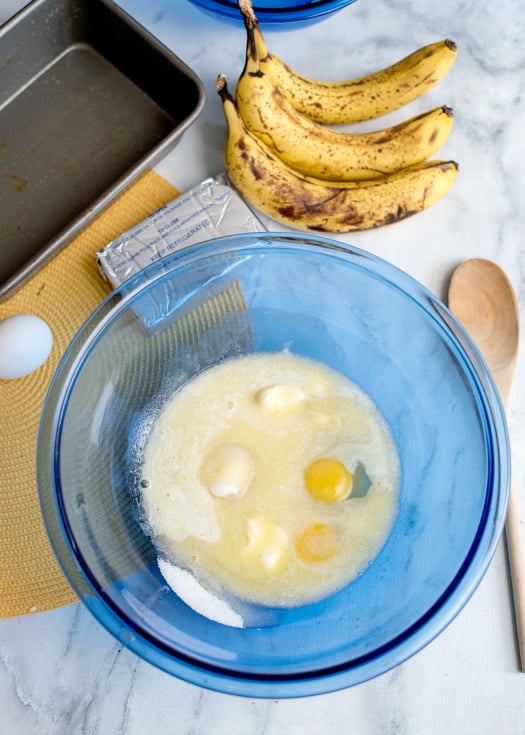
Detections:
[494, 371, 525, 670]
[505, 483, 525, 670]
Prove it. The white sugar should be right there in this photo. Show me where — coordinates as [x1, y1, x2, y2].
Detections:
[158, 558, 244, 629]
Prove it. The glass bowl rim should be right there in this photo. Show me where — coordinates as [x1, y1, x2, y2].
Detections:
[37, 231, 510, 697]
[187, 0, 359, 23]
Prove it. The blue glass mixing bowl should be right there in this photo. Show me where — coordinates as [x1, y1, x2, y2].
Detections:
[37, 233, 509, 697]
[187, 0, 359, 27]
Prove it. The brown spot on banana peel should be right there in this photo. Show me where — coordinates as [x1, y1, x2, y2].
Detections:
[379, 43, 457, 91]
[272, 161, 459, 232]
[237, 137, 271, 181]
[255, 35, 458, 124]
[238, 152, 458, 231]
[349, 105, 453, 148]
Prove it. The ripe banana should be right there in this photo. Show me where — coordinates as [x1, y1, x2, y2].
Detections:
[235, 29, 453, 181]
[217, 74, 458, 234]
[238, 0, 457, 125]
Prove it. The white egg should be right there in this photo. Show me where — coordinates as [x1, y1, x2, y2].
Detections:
[0, 314, 53, 380]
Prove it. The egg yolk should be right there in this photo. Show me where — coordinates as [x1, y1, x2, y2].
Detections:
[304, 458, 353, 502]
[295, 523, 339, 563]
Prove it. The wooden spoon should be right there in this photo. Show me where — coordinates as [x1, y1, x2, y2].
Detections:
[448, 258, 524, 670]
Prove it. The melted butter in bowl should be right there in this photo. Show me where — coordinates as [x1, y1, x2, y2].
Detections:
[140, 351, 400, 621]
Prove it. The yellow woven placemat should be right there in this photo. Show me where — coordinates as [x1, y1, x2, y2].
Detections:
[0, 169, 179, 618]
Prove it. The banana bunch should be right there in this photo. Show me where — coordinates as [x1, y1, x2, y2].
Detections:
[216, 0, 459, 233]
[217, 75, 457, 234]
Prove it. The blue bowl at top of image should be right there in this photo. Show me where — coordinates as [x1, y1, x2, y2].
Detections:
[187, 0, 359, 27]
[37, 232, 509, 698]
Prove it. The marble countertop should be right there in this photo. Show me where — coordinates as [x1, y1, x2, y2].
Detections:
[1, 0, 525, 732]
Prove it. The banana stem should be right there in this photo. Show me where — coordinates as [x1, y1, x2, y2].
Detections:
[238, 0, 257, 29]
[237, 1, 265, 81]
[238, 0, 270, 64]
[216, 73, 230, 101]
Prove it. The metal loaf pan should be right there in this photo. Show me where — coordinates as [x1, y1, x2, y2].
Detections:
[0, 0, 205, 299]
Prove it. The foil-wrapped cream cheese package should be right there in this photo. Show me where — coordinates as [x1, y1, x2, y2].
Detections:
[97, 175, 266, 287]
[96, 175, 266, 332]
